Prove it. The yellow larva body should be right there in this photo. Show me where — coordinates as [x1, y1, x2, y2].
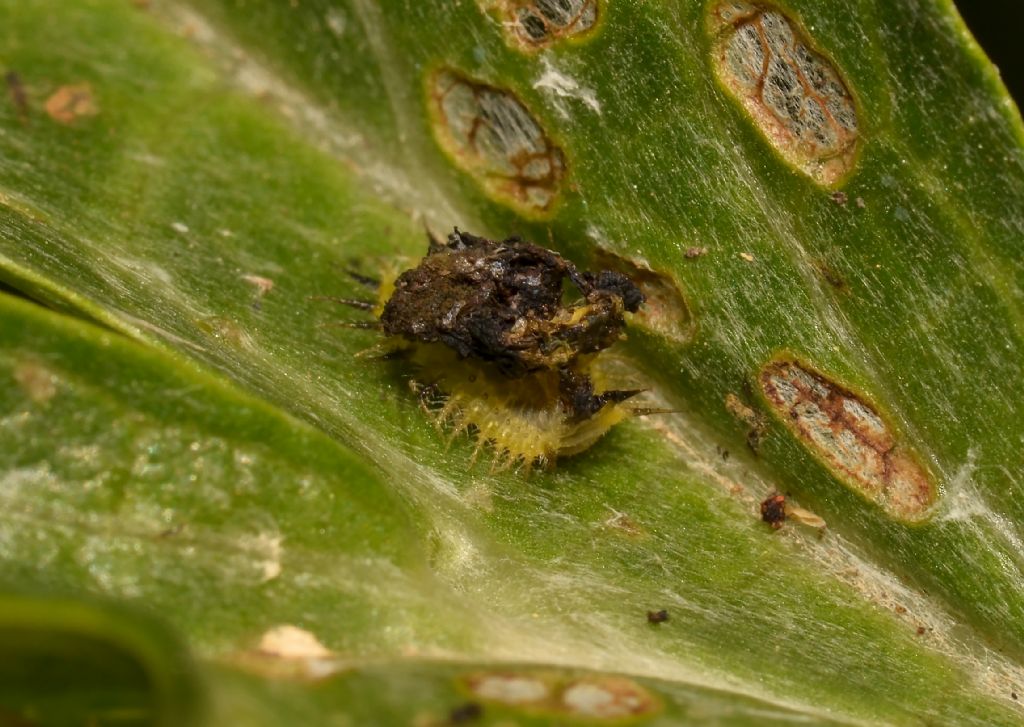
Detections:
[359, 229, 646, 470]
[408, 344, 630, 468]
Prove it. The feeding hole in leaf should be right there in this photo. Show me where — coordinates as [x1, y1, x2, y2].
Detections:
[465, 673, 551, 704]
[44, 83, 99, 125]
[236, 625, 339, 679]
[759, 358, 936, 521]
[13, 357, 59, 404]
[592, 250, 695, 344]
[257, 625, 333, 660]
[427, 69, 565, 215]
[708, 2, 859, 187]
[484, 0, 599, 48]
[462, 671, 661, 720]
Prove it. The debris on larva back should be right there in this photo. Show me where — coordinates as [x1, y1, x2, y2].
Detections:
[334, 228, 648, 470]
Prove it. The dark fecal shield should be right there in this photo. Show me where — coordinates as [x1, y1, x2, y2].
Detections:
[381, 228, 642, 380]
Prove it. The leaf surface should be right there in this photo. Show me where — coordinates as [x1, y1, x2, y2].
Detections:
[1, 0, 1023, 723]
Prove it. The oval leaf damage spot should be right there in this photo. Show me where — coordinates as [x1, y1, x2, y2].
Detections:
[709, 2, 859, 187]
[13, 357, 60, 404]
[44, 83, 100, 125]
[234, 625, 339, 680]
[427, 69, 566, 215]
[593, 250, 694, 344]
[759, 359, 936, 521]
[485, 0, 599, 48]
[462, 671, 661, 721]
[257, 625, 333, 660]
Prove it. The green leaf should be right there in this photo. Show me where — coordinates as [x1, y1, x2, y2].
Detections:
[0, 591, 201, 726]
[1, 0, 1023, 723]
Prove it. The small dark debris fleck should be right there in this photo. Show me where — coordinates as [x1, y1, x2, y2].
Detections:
[5, 71, 28, 123]
[1012, 691, 1018, 701]
[647, 609, 670, 624]
[684, 246, 708, 259]
[815, 260, 849, 292]
[760, 493, 786, 529]
[830, 191, 848, 206]
[916, 626, 927, 636]
[449, 701, 483, 724]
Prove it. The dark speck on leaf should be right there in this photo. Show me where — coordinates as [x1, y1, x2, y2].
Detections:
[449, 701, 483, 723]
[760, 493, 787, 529]
[647, 609, 670, 624]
